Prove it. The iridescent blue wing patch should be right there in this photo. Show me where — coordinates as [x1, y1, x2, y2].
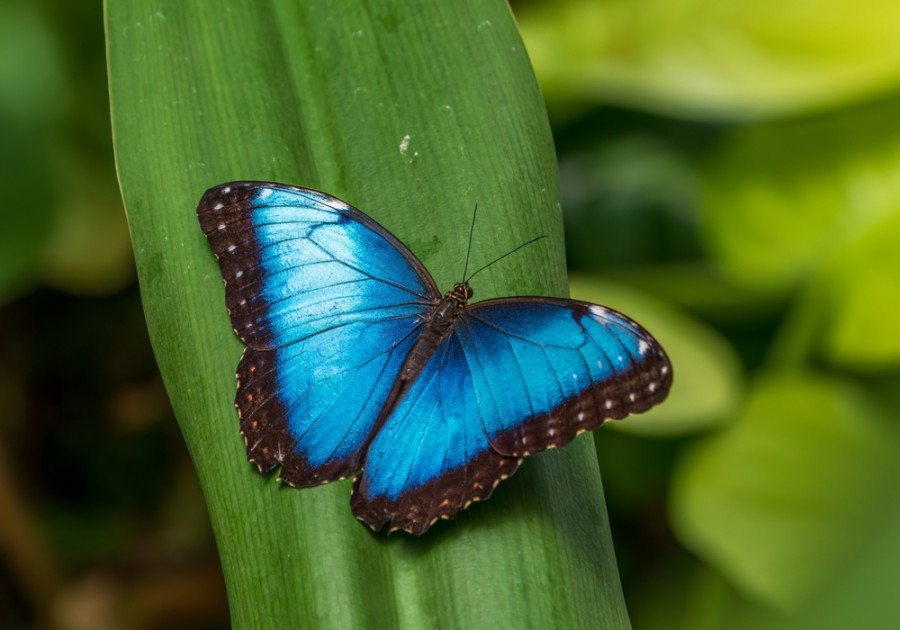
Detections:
[198, 181, 672, 535]
[198, 182, 439, 486]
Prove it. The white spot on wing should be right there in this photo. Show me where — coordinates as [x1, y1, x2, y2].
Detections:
[589, 305, 608, 318]
[638, 340, 649, 355]
[214, 203, 224, 211]
[259, 188, 273, 199]
[222, 187, 232, 194]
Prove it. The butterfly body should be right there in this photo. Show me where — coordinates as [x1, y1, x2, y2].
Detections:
[198, 182, 672, 534]
[395, 283, 469, 386]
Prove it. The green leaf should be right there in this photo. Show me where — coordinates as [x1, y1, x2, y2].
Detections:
[767, 209, 900, 371]
[516, 0, 900, 120]
[107, 1, 630, 627]
[633, 473, 900, 630]
[570, 275, 742, 436]
[700, 93, 900, 291]
[669, 372, 894, 608]
[819, 210, 900, 369]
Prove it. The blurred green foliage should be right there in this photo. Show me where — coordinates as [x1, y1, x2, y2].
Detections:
[516, 0, 900, 627]
[0, 1, 132, 303]
[0, 2, 225, 628]
[1, 0, 898, 627]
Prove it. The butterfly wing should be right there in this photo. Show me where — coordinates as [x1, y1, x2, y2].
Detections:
[351, 297, 670, 534]
[197, 182, 440, 486]
[351, 332, 522, 535]
[461, 298, 671, 456]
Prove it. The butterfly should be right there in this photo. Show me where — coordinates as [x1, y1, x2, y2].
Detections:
[197, 181, 672, 535]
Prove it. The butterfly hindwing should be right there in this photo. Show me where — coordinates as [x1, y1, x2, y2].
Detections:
[198, 182, 440, 485]
[351, 333, 522, 534]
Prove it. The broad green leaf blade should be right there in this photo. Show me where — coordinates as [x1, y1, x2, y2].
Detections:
[517, 0, 900, 120]
[669, 372, 894, 608]
[107, 1, 630, 628]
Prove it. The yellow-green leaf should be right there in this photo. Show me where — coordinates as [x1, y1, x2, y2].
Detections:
[517, 0, 900, 120]
[670, 372, 893, 608]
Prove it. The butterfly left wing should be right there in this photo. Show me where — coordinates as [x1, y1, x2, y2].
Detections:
[351, 297, 670, 535]
[197, 182, 440, 487]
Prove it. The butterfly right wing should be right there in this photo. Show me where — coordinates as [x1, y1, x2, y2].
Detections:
[460, 298, 672, 457]
[350, 297, 671, 535]
[198, 182, 439, 486]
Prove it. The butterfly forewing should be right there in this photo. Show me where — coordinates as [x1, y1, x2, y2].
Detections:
[460, 299, 671, 457]
[198, 182, 438, 485]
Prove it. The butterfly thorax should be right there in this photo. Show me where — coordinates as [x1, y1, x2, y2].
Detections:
[381, 283, 471, 407]
[429, 282, 473, 334]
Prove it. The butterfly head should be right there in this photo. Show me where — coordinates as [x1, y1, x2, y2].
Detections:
[449, 282, 474, 304]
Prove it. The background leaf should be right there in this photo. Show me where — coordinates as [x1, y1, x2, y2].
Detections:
[517, 0, 900, 120]
[700, 93, 900, 291]
[669, 371, 895, 608]
[819, 210, 900, 369]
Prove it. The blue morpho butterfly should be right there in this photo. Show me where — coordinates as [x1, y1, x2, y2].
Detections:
[197, 181, 672, 535]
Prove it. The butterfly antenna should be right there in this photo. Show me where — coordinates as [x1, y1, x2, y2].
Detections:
[465, 235, 548, 283]
[461, 203, 479, 283]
